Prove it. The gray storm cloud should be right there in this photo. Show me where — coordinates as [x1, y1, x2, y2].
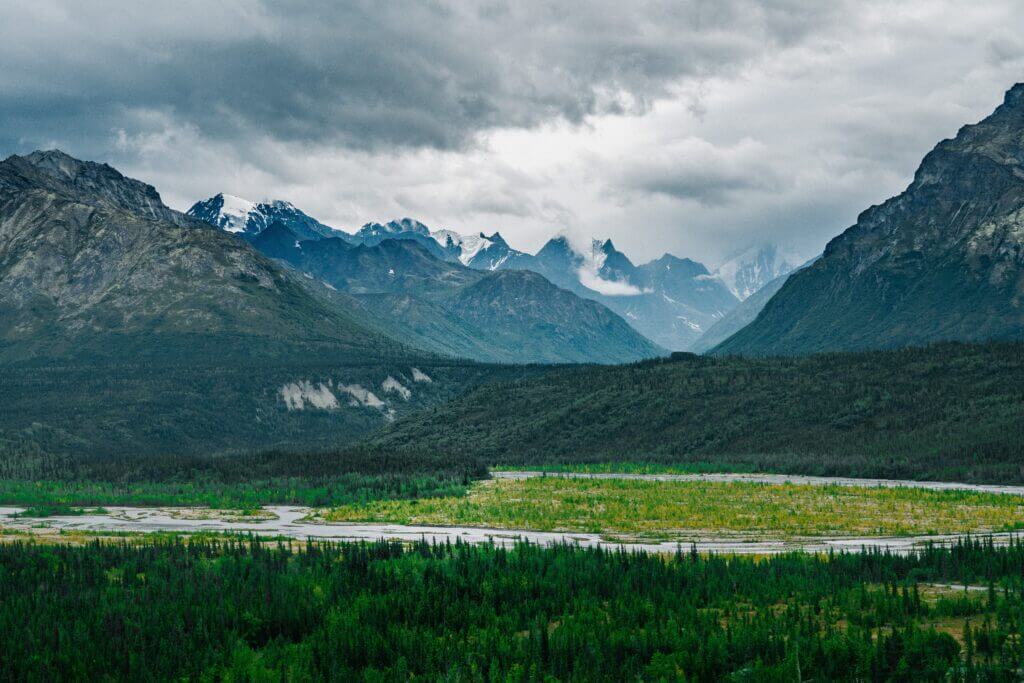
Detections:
[0, 0, 841, 154]
[3, 1, 1024, 265]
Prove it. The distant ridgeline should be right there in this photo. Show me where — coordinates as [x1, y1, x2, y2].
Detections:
[364, 342, 1024, 484]
[189, 195, 802, 352]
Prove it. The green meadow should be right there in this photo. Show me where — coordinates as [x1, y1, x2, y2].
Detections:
[322, 477, 1024, 539]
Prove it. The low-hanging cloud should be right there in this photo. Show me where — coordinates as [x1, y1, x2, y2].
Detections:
[578, 269, 651, 296]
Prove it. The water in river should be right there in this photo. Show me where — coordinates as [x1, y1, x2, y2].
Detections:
[3, 472, 1022, 554]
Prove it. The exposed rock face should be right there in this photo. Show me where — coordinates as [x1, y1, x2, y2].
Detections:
[716, 84, 1024, 355]
[0, 150, 389, 360]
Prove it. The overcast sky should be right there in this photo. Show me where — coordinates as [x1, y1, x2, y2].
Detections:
[3, 1, 1023, 265]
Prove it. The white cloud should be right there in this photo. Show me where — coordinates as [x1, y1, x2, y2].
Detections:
[6, 1, 1024, 266]
[578, 269, 650, 296]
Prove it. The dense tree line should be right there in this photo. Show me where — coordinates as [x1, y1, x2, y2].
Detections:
[6, 342, 1024, 505]
[368, 342, 1024, 484]
[0, 445, 486, 507]
[2, 537, 1024, 680]
[0, 346, 543, 461]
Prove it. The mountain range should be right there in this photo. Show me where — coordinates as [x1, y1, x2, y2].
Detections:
[188, 197, 794, 350]
[690, 256, 818, 354]
[5, 83, 1024, 462]
[712, 244, 801, 301]
[715, 84, 1024, 355]
[251, 222, 661, 363]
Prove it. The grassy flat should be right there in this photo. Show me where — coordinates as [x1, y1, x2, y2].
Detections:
[321, 477, 1024, 538]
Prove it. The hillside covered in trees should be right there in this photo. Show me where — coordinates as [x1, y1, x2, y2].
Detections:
[367, 342, 1024, 483]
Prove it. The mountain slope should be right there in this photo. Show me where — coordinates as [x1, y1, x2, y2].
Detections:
[0, 151, 524, 458]
[253, 223, 663, 363]
[447, 270, 660, 364]
[364, 342, 1024, 483]
[692, 257, 818, 354]
[512, 237, 738, 350]
[0, 152, 386, 360]
[716, 84, 1024, 356]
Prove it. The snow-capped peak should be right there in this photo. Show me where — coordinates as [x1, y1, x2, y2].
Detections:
[430, 230, 493, 266]
[357, 217, 433, 239]
[183, 193, 259, 233]
[187, 194, 347, 242]
[426, 229, 522, 269]
[712, 244, 801, 301]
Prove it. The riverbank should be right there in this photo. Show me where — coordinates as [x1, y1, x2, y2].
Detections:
[5, 469, 1024, 553]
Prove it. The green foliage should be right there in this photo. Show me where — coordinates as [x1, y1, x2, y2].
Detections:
[0, 352, 539, 460]
[3, 536, 1024, 680]
[0, 445, 485, 508]
[9, 505, 102, 518]
[0, 475, 469, 509]
[322, 477, 1024, 538]
[368, 342, 1024, 483]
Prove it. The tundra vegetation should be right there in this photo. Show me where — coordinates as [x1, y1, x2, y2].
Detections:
[322, 477, 1024, 539]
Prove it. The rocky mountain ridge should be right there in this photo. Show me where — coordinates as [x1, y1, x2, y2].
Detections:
[715, 83, 1024, 355]
[251, 222, 664, 363]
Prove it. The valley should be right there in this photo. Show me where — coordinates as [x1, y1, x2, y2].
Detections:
[4, 8, 1024, 674]
[5, 470, 1024, 551]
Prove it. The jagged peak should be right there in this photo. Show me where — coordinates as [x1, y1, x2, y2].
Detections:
[15, 149, 120, 183]
[484, 231, 508, 247]
[648, 252, 707, 271]
[4, 149, 174, 220]
[359, 218, 431, 236]
[537, 235, 573, 256]
[1002, 82, 1024, 108]
[263, 199, 297, 211]
[23, 149, 79, 165]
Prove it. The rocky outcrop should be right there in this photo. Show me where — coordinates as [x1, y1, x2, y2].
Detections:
[715, 84, 1024, 355]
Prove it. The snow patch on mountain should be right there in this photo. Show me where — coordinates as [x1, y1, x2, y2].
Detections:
[713, 244, 801, 301]
[411, 368, 432, 383]
[188, 193, 346, 241]
[431, 230, 493, 266]
[217, 194, 257, 232]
